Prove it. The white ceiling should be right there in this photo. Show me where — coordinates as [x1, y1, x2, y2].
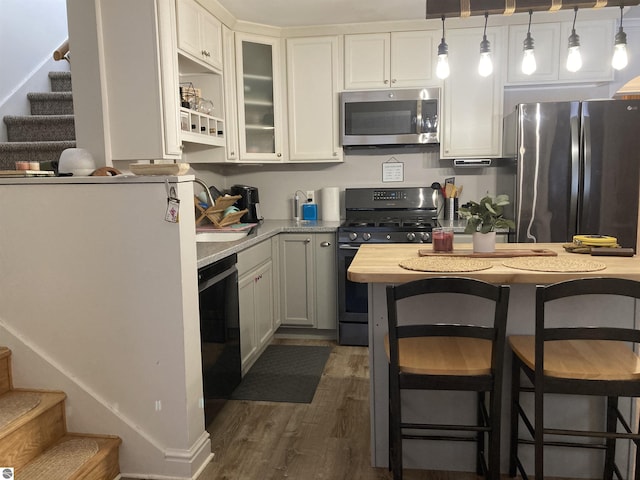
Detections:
[216, 0, 430, 27]
[215, 0, 640, 27]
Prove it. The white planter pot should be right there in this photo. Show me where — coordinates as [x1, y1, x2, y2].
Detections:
[473, 231, 496, 253]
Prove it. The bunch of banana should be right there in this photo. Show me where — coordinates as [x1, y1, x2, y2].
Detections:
[563, 235, 619, 254]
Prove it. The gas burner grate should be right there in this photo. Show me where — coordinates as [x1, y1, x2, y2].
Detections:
[346, 220, 376, 227]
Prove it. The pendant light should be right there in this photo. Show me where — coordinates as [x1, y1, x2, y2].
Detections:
[436, 15, 450, 79]
[612, 5, 629, 70]
[478, 12, 493, 77]
[566, 7, 582, 72]
[521, 10, 537, 75]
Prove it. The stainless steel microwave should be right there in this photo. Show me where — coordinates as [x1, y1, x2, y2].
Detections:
[340, 88, 440, 147]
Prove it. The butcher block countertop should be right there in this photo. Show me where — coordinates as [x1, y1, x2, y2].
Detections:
[347, 243, 640, 284]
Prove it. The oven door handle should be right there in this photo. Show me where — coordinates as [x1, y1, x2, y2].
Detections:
[198, 265, 238, 292]
[339, 245, 360, 251]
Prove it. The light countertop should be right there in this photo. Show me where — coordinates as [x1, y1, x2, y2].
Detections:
[347, 243, 640, 284]
[196, 219, 341, 268]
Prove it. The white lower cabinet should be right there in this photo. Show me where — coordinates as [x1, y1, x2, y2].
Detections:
[279, 233, 336, 330]
[238, 240, 275, 373]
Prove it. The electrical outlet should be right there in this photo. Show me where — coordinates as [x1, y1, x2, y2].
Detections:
[306, 190, 315, 203]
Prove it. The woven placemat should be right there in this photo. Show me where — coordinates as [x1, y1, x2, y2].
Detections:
[399, 256, 492, 272]
[0, 391, 41, 429]
[502, 256, 606, 272]
[19, 437, 99, 480]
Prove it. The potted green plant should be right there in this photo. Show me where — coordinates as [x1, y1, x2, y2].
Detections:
[458, 194, 515, 252]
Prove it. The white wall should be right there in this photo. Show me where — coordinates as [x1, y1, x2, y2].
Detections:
[0, 0, 69, 140]
[190, 150, 505, 220]
[0, 178, 212, 479]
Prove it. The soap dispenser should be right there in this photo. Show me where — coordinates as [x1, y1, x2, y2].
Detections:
[302, 198, 318, 221]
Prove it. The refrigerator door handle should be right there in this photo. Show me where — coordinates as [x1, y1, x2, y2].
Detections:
[569, 114, 580, 239]
[581, 114, 592, 226]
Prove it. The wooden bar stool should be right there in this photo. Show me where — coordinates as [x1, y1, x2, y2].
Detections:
[386, 277, 510, 480]
[509, 277, 640, 480]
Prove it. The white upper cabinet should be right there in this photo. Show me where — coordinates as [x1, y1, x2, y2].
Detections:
[344, 31, 437, 90]
[235, 33, 285, 162]
[286, 36, 343, 162]
[176, 0, 223, 70]
[222, 25, 239, 161]
[441, 26, 505, 159]
[344, 33, 389, 89]
[390, 31, 437, 88]
[99, 0, 182, 161]
[507, 20, 614, 84]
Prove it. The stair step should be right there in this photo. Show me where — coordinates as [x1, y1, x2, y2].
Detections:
[0, 141, 76, 169]
[0, 389, 67, 471]
[16, 433, 121, 480]
[49, 71, 72, 93]
[4, 115, 75, 142]
[28, 92, 74, 115]
[0, 348, 11, 394]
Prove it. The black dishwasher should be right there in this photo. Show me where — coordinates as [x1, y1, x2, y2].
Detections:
[198, 254, 241, 428]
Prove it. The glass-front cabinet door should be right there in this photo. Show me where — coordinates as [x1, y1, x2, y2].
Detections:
[235, 33, 284, 162]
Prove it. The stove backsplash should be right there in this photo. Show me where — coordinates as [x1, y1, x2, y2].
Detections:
[191, 151, 508, 221]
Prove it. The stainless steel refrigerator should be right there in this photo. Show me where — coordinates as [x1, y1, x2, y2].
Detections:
[503, 100, 640, 250]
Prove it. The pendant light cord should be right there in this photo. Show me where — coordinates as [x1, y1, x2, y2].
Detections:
[441, 15, 445, 39]
[483, 12, 488, 37]
[619, 5, 624, 30]
[527, 9, 532, 35]
[571, 6, 578, 32]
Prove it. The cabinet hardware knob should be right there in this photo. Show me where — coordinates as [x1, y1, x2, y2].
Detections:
[277, 153, 282, 157]
[333, 152, 337, 156]
[305, 238, 311, 243]
[320, 241, 331, 247]
[384, 79, 389, 84]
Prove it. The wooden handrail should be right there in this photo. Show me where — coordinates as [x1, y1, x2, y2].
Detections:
[53, 39, 70, 62]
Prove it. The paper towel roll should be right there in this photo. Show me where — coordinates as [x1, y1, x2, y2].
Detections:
[321, 187, 340, 221]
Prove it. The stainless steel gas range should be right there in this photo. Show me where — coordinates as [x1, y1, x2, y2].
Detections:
[337, 186, 441, 346]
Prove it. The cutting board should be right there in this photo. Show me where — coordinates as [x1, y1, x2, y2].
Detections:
[129, 163, 191, 175]
[418, 248, 558, 258]
[0, 170, 55, 177]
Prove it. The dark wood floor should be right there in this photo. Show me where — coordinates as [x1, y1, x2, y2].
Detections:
[196, 338, 493, 480]
[120, 338, 579, 479]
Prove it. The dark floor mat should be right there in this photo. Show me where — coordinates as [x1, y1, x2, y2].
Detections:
[231, 345, 332, 403]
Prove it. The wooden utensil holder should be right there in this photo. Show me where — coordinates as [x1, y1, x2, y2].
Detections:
[194, 194, 247, 228]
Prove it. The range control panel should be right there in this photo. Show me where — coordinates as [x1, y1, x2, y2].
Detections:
[373, 190, 407, 201]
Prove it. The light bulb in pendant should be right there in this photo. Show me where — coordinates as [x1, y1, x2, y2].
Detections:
[436, 16, 450, 80]
[612, 42, 628, 70]
[566, 44, 582, 72]
[522, 48, 536, 75]
[478, 49, 493, 77]
[612, 7, 628, 71]
[436, 51, 450, 79]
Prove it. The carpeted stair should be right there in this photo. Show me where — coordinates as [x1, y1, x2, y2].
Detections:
[0, 347, 121, 480]
[0, 71, 76, 170]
